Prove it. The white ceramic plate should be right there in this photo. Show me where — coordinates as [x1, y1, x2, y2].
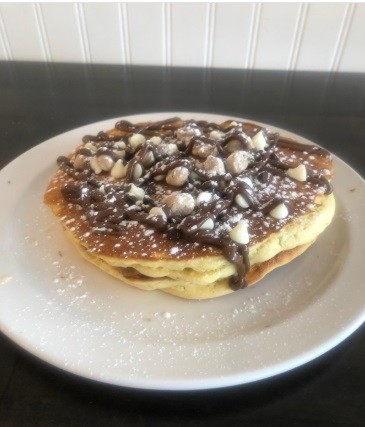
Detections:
[0, 112, 364, 391]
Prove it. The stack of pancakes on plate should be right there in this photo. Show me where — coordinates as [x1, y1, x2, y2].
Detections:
[44, 117, 335, 299]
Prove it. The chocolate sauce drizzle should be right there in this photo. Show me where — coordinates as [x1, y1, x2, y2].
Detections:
[57, 118, 333, 291]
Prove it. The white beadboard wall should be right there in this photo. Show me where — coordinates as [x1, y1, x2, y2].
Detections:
[0, 2, 364, 72]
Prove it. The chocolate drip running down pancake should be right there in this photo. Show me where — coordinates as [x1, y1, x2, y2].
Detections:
[44, 117, 335, 299]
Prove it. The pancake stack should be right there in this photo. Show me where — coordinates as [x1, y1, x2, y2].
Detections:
[44, 117, 335, 299]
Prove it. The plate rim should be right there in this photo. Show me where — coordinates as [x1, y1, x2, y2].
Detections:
[1, 111, 365, 391]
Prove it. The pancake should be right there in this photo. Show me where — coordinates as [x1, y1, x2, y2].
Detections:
[44, 117, 335, 299]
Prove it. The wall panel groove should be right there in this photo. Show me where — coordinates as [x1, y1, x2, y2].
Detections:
[33, 3, 51, 62]
[162, 2, 171, 66]
[75, 3, 91, 63]
[246, 2, 261, 69]
[119, 3, 130, 64]
[0, 10, 12, 60]
[330, 2, 356, 72]
[287, 3, 308, 71]
[204, 2, 216, 68]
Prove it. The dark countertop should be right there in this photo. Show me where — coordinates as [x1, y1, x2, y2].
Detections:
[0, 61, 364, 426]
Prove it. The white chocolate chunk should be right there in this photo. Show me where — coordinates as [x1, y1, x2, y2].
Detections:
[200, 218, 214, 230]
[246, 136, 254, 149]
[74, 154, 87, 170]
[166, 166, 189, 186]
[128, 183, 145, 200]
[226, 151, 249, 174]
[241, 177, 253, 187]
[98, 154, 114, 171]
[176, 125, 202, 144]
[165, 143, 179, 156]
[192, 142, 213, 158]
[209, 130, 225, 141]
[84, 142, 97, 152]
[150, 136, 162, 146]
[154, 174, 165, 182]
[129, 133, 146, 150]
[90, 156, 102, 174]
[287, 164, 307, 182]
[235, 194, 249, 208]
[132, 163, 143, 180]
[142, 150, 155, 167]
[156, 142, 179, 156]
[229, 220, 250, 245]
[270, 203, 289, 219]
[113, 141, 126, 150]
[165, 193, 195, 216]
[113, 149, 126, 159]
[225, 139, 242, 153]
[204, 155, 225, 175]
[110, 159, 126, 179]
[196, 191, 213, 205]
[148, 207, 167, 220]
[252, 131, 267, 151]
